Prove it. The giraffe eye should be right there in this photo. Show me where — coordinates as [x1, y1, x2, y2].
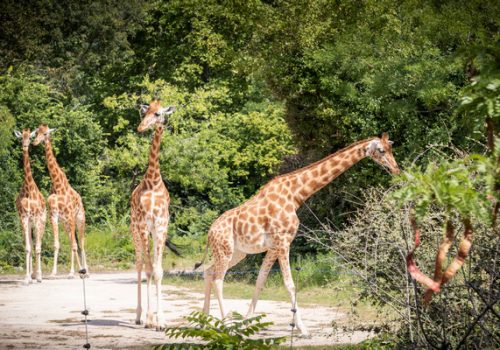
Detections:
[378, 148, 385, 154]
[154, 112, 160, 117]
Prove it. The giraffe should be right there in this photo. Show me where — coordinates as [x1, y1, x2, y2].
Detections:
[15, 129, 47, 284]
[130, 99, 176, 330]
[195, 133, 400, 336]
[32, 124, 87, 278]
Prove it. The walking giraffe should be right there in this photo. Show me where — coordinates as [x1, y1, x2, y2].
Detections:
[15, 129, 47, 284]
[195, 133, 400, 336]
[131, 99, 178, 329]
[33, 124, 88, 278]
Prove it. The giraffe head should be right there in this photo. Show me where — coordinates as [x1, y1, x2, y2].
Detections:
[365, 133, 400, 174]
[137, 99, 175, 133]
[32, 124, 57, 146]
[14, 128, 37, 150]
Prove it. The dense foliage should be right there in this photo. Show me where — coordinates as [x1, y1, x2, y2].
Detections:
[1, 0, 497, 231]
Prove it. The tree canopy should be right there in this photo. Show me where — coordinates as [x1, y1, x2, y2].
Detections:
[0, 0, 498, 234]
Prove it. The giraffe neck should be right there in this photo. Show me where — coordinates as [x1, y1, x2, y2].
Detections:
[145, 125, 163, 182]
[44, 138, 69, 192]
[22, 148, 36, 186]
[292, 139, 374, 205]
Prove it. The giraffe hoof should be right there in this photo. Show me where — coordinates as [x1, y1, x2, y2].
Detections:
[34, 273, 42, 282]
[135, 320, 143, 325]
[156, 317, 166, 331]
[145, 313, 155, 328]
[24, 278, 32, 285]
[67, 273, 75, 279]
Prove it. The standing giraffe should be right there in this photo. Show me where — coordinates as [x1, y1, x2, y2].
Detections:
[15, 129, 47, 284]
[131, 99, 177, 329]
[32, 124, 87, 278]
[196, 133, 400, 336]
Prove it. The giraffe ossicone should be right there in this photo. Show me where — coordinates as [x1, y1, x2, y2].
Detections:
[196, 133, 400, 336]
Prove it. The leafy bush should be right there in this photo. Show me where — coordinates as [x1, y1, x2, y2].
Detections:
[155, 311, 285, 350]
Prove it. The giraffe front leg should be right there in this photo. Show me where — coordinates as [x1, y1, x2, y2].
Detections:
[50, 212, 60, 277]
[278, 252, 309, 337]
[132, 225, 143, 325]
[142, 232, 154, 328]
[246, 250, 277, 317]
[28, 222, 34, 283]
[76, 207, 88, 275]
[135, 261, 143, 325]
[153, 232, 167, 331]
[33, 214, 46, 282]
[21, 216, 32, 285]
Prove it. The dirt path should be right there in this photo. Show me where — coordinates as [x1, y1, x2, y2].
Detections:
[0, 272, 372, 349]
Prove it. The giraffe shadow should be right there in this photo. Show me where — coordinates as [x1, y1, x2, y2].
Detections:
[61, 319, 137, 329]
[0, 280, 22, 285]
[98, 278, 137, 285]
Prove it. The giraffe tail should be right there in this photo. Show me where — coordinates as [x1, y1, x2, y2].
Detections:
[194, 241, 209, 270]
[165, 237, 183, 257]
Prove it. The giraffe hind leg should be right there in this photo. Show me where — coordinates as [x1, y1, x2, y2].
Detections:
[64, 219, 80, 278]
[202, 266, 213, 314]
[246, 250, 277, 317]
[210, 249, 246, 318]
[203, 250, 247, 315]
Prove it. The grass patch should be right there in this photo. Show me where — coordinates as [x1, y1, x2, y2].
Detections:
[0, 222, 203, 274]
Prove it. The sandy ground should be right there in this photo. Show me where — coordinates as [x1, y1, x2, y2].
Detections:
[0, 272, 372, 349]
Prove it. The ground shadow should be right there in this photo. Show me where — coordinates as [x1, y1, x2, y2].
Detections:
[60, 319, 138, 329]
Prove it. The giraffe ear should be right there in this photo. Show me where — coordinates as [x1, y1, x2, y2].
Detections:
[29, 130, 37, 139]
[139, 104, 149, 114]
[159, 106, 175, 115]
[14, 130, 22, 139]
[388, 140, 394, 146]
[47, 128, 57, 135]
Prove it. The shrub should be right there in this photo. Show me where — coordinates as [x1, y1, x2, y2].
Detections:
[305, 183, 498, 349]
[155, 311, 285, 350]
